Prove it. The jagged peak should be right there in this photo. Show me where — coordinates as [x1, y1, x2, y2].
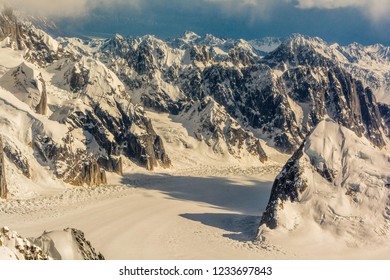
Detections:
[113, 33, 124, 41]
[202, 33, 225, 45]
[1, 7, 60, 37]
[183, 30, 201, 40]
[266, 33, 339, 66]
[281, 34, 328, 51]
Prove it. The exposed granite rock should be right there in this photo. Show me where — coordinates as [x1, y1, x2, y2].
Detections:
[69, 64, 90, 93]
[125, 108, 172, 170]
[180, 96, 267, 162]
[0, 227, 50, 260]
[68, 228, 105, 260]
[33, 135, 107, 186]
[2, 139, 31, 178]
[59, 57, 172, 171]
[0, 9, 58, 66]
[259, 144, 305, 229]
[378, 103, 390, 137]
[0, 138, 7, 199]
[97, 156, 123, 175]
[34, 77, 48, 115]
[64, 104, 170, 171]
[96, 33, 389, 154]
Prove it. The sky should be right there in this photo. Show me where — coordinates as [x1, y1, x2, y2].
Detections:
[3, 0, 390, 45]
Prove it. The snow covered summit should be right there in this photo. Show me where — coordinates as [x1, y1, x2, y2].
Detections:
[258, 119, 390, 245]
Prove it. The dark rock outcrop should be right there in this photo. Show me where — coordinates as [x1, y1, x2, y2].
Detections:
[68, 228, 105, 260]
[0, 227, 49, 260]
[33, 135, 107, 186]
[30, 228, 105, 260]
[0, 138, 7, 199]
[0, 9, 58, 66]
[34, 77, 48, 115]
[96, 33, 389, 154]
[259, 144, 305, 229]
[379, 103, 390, 137]
[1, 227, 104, 260]
[2, 139, 31, 178]
[180, 96, 267, 162]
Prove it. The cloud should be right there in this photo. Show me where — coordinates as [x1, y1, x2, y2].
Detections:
[201, 0, 284, 21]
[294, 0, 390, 22]
[1, 0, 389, 24]
[1, 0, 285, 22]
[0, 0, 140, 18]
[202, 0, 390, 23]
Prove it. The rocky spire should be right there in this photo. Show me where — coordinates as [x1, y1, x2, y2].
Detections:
[35, 77, 48, 115]
[0, 137, 8, 199]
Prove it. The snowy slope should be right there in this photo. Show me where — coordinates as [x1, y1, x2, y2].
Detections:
[0, 226, 104, 260]
[0, 61, 47, 114]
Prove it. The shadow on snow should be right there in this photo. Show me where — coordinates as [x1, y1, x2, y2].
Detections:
[121, 172, 273, 240]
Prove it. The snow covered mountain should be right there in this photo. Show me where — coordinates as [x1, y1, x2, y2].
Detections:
[179, 96, 267, 162]
[0, 9, 172, 198]
[0, 226, 104, 260]
[257, 119, 390, 245]
[91, 33, 389, 154]
[0, 9, 388, 184]
[0, 8, 390, 256]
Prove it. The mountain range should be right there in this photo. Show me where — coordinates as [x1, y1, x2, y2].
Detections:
[0, 9, 389, 253]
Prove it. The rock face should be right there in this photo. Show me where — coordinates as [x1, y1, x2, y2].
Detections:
[1, 10, 390, 194]
[33, 135, 107, 186]
[68, 228, 105, 260]
[0, 138, 7, 199]
[379, 103, 390, 137]
[34, 77, 48, 115]
[96, 33, 389, 155]
[257, 119, 390, 244]
[2, 139, 31, 178]
[0, 11, 172, 188]
[259, 144, 305, 230]
[0, 227, 104, 260]
[54, 56, 171, 171]
[0, 227, 49, 260]
[264, 35, 387, 150]
[0, 9, 60, 66]
[31, 228, 105, 260]
[180, 96, 267, 162]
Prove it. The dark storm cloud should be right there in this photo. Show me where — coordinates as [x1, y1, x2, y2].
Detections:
[3, 0, 388, 45]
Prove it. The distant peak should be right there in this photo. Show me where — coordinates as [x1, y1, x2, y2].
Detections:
[286, 33, 326, 45]
[113, 33, 124, 41]
[183, 31, 201, 39]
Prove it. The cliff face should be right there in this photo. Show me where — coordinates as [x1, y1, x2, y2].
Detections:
[179, 96, 267, 162]
[0, 9, 59, 66]
[33, 135, 107, 187]
[0, 138, 7, 199]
